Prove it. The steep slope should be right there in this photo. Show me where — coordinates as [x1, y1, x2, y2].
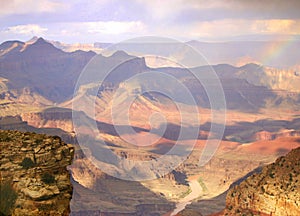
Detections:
[224, 146, 300, 216]
[0, 130, 74, 215]
[0, 41, 24, 57]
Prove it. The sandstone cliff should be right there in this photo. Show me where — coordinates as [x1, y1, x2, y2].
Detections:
[224, 146, 300, 216]
[20, 108, 74, 133]
[0, 130, 74, 215]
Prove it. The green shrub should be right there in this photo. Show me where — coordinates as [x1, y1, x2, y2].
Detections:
[0, 133, 12, 142]
[179, 187, 192, 198]
[20, 157, 35, 169]
[52, 135, 61, 141]
[35, 138, 43, 145]
[0, 182, 18, 215]
[41, 172, 55, 184]
[197, 177, 208, 192]
[37, 203, 54, 211]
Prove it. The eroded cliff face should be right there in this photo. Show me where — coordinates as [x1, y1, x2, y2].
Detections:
[224, 146, 300, 216]
[21, 110, 74, 133]
[252, 130, 300, 141]
[0, 130, 74, 216]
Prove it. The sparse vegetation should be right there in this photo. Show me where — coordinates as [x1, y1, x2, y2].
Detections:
[35, 138, 43, 145]
[41, 172, 55, 184]
[52, 135, 61, 141]
[20, 157, 35, 169]
[227, 136, 242, 143]
[0, 181, 18, 215]
[180, 187, 192, 198]
[37, 203, 55, 211]
[197, 177, 208, 192]
[0, 132, 12, 142]
[269, 172, 275, 178]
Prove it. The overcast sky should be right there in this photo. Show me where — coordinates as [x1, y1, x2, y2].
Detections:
[1, 0, 300, 43]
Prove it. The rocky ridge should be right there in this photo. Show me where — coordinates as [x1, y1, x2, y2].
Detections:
[0, 130, 74, 215]
[224, 146, 300, 216]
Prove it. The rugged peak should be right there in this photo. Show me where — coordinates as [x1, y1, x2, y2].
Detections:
[26, 36, 39, 44]
[0, 40, 24, 49]
[31, 37, 54, 48]
[111, 50, 131, 58]
[22, 37, 64, 55]
[71, 49, 97, 56]
[35, 37, 47, 44]
[0, 40, 25, 57]
[239, 62, 263, 70]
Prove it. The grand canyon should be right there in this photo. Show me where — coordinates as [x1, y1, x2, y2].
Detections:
[1, 1, 300, 215]
[0, 35, 299, 215]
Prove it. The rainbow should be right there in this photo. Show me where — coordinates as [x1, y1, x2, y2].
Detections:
[260, 35, 299, 67]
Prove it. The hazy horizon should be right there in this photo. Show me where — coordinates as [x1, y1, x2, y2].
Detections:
[1, 0, 300, 43]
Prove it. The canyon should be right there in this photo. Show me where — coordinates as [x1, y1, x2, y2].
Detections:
[0, 37, 300, 215]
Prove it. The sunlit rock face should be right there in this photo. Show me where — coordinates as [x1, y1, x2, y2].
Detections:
[224, 146, 300, 216]
[0, 130, 74, 216]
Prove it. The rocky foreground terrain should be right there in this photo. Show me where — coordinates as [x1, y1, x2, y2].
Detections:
[223, 146, 300, 216]
[0, 130, 74, 215]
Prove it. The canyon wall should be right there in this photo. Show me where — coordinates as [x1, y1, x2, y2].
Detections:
[224, 147, 300, 216]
